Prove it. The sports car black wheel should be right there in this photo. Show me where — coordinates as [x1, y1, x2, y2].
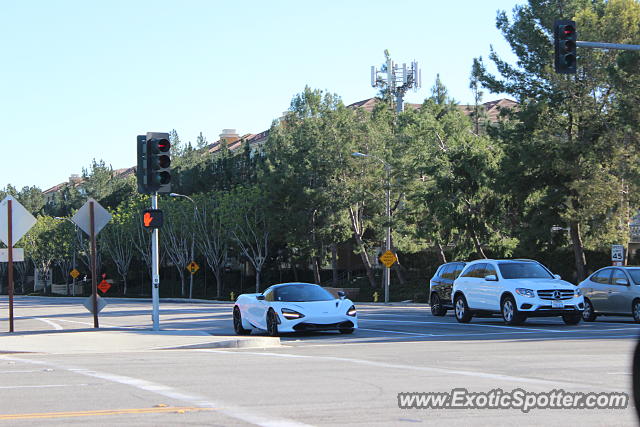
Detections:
[266, 309, 279, 337]
[339, 328, 354, 334]
[233, 306, 251, 335]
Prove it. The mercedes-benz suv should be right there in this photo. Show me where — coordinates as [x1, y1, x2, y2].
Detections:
[452, 259, 584, 325]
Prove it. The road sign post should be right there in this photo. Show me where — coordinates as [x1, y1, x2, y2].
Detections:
[0, 196, 37, 332]
[90, 201, 98, 327]
[72, 198, 111, 328]
[379, 250, 397, 303]
[8, 199, 13, 332]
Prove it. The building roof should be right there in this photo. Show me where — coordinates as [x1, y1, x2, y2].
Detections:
[346, 97, 518, 122]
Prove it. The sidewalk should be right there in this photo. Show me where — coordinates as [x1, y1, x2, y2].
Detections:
[0, 329, 280, 354]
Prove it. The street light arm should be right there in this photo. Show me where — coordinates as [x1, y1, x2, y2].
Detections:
[351, 152, 390, 170]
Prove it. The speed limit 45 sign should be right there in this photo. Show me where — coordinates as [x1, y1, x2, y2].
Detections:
[611, 244, 624, 265]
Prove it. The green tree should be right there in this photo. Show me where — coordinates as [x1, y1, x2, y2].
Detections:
[475, 0, 640, 280]
[264, 87, 353, 284]
[219, 186, 270, 292]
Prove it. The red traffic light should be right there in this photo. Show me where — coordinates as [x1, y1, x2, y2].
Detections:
[149, 138, 171, 153]
[157, 139, 170, 152]
[554, 19, 577, 74]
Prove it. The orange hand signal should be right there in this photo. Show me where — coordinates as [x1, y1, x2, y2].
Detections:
[144, 212, 153, 227]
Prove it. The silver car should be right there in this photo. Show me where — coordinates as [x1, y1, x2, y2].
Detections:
[577, 267, 640, 322]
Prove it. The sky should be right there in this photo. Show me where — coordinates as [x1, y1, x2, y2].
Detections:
[0, 0, 522, 191]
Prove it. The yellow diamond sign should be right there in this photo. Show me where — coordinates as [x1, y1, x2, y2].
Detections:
[70, 268, 80, 279]
[379, 250, 397, 268]
[186, 261, 200, 274]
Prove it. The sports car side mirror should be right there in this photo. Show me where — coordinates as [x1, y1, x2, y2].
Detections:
[337, 291, 346, 299]
[484, 274, 498, 281]
[554, 274, 561, 280]
[256, 294, 265, 300]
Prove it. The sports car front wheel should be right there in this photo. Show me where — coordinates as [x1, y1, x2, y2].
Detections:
[233, 307, 252, 335]
[267, 310, 279, 337]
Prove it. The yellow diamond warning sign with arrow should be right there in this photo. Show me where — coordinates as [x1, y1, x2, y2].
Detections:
[70, 269, 80, 279]
[186, 261, 200, 274]
[379, 250, 397, 268]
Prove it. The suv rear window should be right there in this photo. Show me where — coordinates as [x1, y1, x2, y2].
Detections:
[451, 263, 465, 279]
[498, 262, 553, 279]
[439, 264, 455, 280]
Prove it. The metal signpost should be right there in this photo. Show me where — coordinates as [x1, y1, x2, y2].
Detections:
[0, 196, 36, 332]
[72, 198, 112, 328]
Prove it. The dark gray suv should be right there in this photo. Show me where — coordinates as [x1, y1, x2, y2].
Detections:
[429, 262, 466, 316]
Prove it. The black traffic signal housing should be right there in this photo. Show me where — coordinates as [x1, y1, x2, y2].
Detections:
[136, 135, 148, 193]
[146, 132, 172, 194]
[142, 209, 164, 229]
[554, 19, 577, 74]
[136, 132, 172, 194]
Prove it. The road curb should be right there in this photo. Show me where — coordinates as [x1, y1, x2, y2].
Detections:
[160, 336, 281, 350]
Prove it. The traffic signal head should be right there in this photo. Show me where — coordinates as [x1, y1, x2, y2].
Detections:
[136, 133, 172, 194]
[147, 133, 171, 193]
[554, 19, 577, 74]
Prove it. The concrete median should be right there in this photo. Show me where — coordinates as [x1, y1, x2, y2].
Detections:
[0, 329, 280, 354]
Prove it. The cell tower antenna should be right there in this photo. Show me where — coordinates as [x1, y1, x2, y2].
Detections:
[370, 50, 422, 113]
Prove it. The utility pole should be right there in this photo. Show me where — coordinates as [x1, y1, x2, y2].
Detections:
[371, 50, 421, 113]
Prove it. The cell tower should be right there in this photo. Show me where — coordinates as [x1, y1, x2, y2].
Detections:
[371, 49, 422, 113]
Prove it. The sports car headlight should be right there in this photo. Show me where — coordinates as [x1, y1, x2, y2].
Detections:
[515, 288, 535, 298]
[281, 308, 304, 320]
[574, 288, 582, 297]
[347, 305, 357, 317]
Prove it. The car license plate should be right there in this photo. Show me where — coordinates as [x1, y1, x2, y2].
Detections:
[551, 300, 563, 309]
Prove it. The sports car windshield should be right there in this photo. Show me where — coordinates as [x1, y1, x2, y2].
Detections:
[498, 262, 553, 279]
[274, 285, 334, 302]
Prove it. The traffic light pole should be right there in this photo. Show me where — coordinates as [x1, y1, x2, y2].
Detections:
[151, 193, 160, 331]
[576, 41, 640, 51]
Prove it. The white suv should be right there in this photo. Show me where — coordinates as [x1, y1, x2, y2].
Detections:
[451, 259, 584, 325]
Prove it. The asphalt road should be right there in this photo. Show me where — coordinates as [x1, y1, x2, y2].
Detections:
[0, 296, 638, 426]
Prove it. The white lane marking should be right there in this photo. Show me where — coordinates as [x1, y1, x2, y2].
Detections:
[359, 318, 566, 333]
[202, 350, 623, 392]
[0, 356, 311, 427]
[359, 328, 434, 337]
[0, 384, 89, 389]
[55, 319, 139, 329]
[25, 317, 63, 330]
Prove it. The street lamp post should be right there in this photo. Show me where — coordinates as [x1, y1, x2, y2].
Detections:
[170, 193, 197, 299]
[55, 217, 78, 296]
[352, 152, 392, 303]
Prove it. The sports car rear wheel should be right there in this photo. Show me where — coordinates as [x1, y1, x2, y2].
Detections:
[233, 307, 251, 335]
[339, 327, 354, 334]
[266, 309, 279, 337]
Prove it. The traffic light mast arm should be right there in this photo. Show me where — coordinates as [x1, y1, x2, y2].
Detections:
[576, 40, 640, 51]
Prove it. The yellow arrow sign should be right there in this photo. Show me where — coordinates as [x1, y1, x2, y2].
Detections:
[379, 250, 397, 268]
[70, 269, 80, 279]
[186, 261, 200, 274]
